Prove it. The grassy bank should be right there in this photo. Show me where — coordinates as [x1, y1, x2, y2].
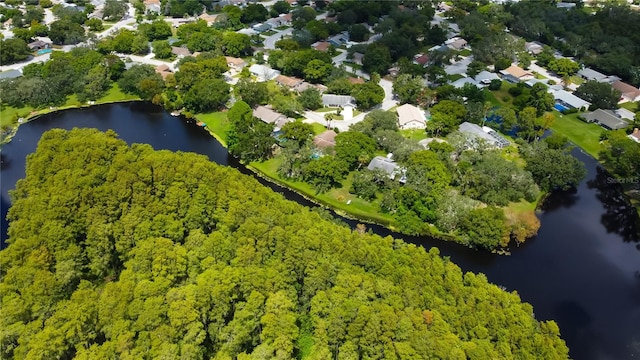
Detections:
[250, 157, 395, 226]
[194, 111, 230, 147]
[1, 84, 140, 144]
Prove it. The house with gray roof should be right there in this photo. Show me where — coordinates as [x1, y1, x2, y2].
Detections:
[458, 122, 510, 148]
[322, 94, 354, 107]
[0, 69, 23, 80]
[367, 156, 406, 183]
[474, 71, 500, 85]
[451, 77, 479, 89]
[578, 68, 608, 82]
[548, 88, 591, 111]
[581, 109, 629, 130]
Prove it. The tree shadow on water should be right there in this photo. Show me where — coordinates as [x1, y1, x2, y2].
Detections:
[587, 167, 640, 244]
[538, 188, 579, 213]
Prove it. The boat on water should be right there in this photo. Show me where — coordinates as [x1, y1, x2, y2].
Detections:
[170, 111, 180, 117]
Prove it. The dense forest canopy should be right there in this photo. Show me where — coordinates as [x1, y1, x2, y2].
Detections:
[0, 129, 569, 359]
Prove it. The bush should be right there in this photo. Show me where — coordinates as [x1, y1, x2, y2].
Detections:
[508, 86, 523, 97]
[488, 79, 502, 91]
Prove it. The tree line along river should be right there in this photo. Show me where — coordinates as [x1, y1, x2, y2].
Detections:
[0, 102, 638, 359]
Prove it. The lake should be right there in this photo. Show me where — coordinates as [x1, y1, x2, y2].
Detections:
[1, 102, 638, 359]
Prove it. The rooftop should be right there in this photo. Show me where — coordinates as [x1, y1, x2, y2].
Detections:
[500, 65, 533, 79]
[396, 104, 426, 127]
[367, 156, 398, 177]
[549, 88, 591, 109]
[313, 130, 337, 149]
[582, 109, 629, 130]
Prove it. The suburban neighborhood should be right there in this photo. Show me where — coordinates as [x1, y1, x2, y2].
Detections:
[1, 0, 639, 244]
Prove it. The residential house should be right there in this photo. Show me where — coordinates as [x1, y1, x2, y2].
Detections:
[396, 104, 426, 130]
[445, 37, 468, 51]
[499, 65, 534, 83]
[322, 94, 355, 107]
[313, 130, 337, 149]
[615, 108, 636, 121]
[199, 13, 219, 26]
[628, 128, 640, 143]
[388, 66, 400, 77]
[451, 77, 479, 89]
[474, 70, 500, 85]
[458, 122, 510, 148]
[295, 82, 327, 93]
[524, 41, 544, 55]
[253, 106, 292, 130]
[581, 109, 629, 130]
[347, 77, 365, 85]
[27, 40, 50, 50]
[413, 54, 429, 67]
[556, 2, 577, 9]
[275, 74, 303, 88]
[171, 46, 192, 58]
[249, 64, 280, 81]
[524, 78, 550, 88]
[0, 69, 22, 80]
[367, 156, 406, 182]
[155, 64, 173, 80]
[437, 2, 452, 12]
[327, 32, 349, 47]
[611, 80, 640, 103]
[312, 41, 331, 52]
[578, 67, 608, 82]
[143, 0, 161, 13]
[268, 13, 292, 27]
[548, 88, 591, 111]
[225, 56, 247, 72]
[252, 23, 272, 33]
[352, 52, 364, 65]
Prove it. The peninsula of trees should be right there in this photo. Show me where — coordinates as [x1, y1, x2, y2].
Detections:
[0, 128, 569, 359]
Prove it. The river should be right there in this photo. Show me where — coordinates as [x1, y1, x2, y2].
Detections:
[1, 102, 638, 359]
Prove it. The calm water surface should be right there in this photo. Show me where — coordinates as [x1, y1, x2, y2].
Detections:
[1, 103, 638, 360]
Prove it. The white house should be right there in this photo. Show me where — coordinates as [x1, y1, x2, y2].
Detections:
[249, 64, 280, 81]
[396, 104, 426, 130]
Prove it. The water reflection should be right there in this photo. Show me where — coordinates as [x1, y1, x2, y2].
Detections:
[538, 188, 579, 212]
[587, 167, 640, 243]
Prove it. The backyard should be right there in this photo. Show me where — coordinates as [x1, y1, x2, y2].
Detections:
[549, 112, 604, 158]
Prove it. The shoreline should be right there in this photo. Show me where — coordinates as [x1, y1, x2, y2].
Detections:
[3, 101, 635, 249]
[0, 99, 144, 147]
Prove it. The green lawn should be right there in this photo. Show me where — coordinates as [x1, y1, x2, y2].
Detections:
[400, 129, 428, 141]
[0, 105, 34, 128]
[549, 112, 604, 158]
[568, 75, 584, 86]
[250, 158, 394, 225]
[311, 122, 328, 135]
[195, 111, 230, 146]
[100, 84, 140, 103]
[485, 82, 515, 106]
[458, 49, 472, 57]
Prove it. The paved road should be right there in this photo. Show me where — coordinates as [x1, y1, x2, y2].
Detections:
[302, 79, 397, 132]
[263, 28, 294, 50]
[264, 12, 328, 50]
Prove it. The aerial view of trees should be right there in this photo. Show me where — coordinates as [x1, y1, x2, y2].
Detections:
[0, 128, 570, 359]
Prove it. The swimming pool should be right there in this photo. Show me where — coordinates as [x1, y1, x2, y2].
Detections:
[37, 49, 52, 55]
[554, 103, 570, 112]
